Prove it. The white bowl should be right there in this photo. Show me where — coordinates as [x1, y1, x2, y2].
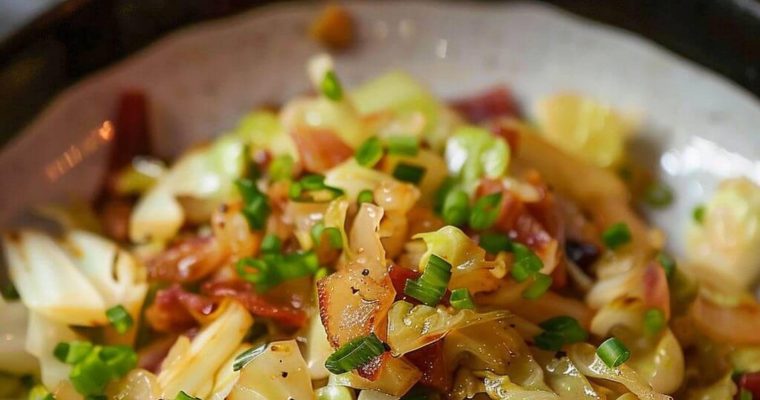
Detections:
[1, 0, 759, 257]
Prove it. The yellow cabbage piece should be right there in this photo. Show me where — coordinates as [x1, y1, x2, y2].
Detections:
[386, 300, 509, 356]
[380, 149, 448, 206]
[534, 93, 634, 168]
[25, 311, 80, 389]
[479, 372, 559, 400]
[329, 356, 420, 397]
[414, 226, 506, 294]
[158, 301, 253, 398]
[233, 110, 299, 161]
[687, 177, 760, 292]
[541, 356, 600, 399]
[229, 340, 314, 400]
[324, 159, 395, 203]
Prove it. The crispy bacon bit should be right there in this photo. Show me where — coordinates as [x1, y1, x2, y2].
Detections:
[201, 280, 307, 328]
[146, 235, 228, 283]
[291, 127, 353, 173]
[450, 86, 520, 124]
[406, 341, 451, 393]
[145, 284, 215, 333]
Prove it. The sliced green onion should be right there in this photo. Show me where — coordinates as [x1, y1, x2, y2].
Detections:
[260, 234, 282, 254]
[357, 189, 374, 204]
[69, 349, 116, 396]
[534, 331, 564, 351]
[174, 391, 201, 400]
[393, 163, 426, 184]
[386, 135, 419, 156]
[404, 255, 452, 306]
[268, 154, 294, 181]
[433, 177, 457, 213]
[324, 333, 386, 374]
[643, 181, 674, 208]
[105, 305, 133, 335]
[99, 345, 137, 377]
[510, 243, 543, 282]
[596, 337, 631, 368]
[643, 308, 666, 336]
[288, 181, 303, 199]
[54, 341, 94, 364]
[538, 316, 588, 344]
[656, 252, 676, 279]
[314, 267, 330, 281]
[479, 233, 512, 254]
[693, 204, 706, 224]
[235, 178, 271, 230]
[323, 227, 343, 249]
[321, 70, 343, 101]
[469, 192, 502, 230]
[311, 221, 326, 245]
[28, 384, 54, 400]
[404, 279, 442, 307]
[301, 174, 326, 190]
[739, 388, 753, 400]
[442, 189, 470, 226]
[601, 222, 631, 250]
[0, 283, 19, 300]
[522, 273, 553, 300]
[52, 343, 136, 397]
[450, 288, 475, 310]
[233, 343, 268, 371]
[355, 137, 384, 167]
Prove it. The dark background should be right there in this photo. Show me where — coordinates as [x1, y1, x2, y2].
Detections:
[1, 0, 759, 148]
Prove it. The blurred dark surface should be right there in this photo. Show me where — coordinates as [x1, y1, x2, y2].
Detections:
[1, 0, 759, 148]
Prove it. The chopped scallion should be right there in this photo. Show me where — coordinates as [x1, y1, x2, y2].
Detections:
[522, 273, 553, 300]
[311, 222, 326, 245]
[260, 234, 282, 254]
[357, 189, 374, 204]
[54, 341, 94, 365]
[693, 204, 706, 224]
[233, 343, 268, 371]
[643, 181, 674, 208]
[268, 154, 294, 181]
[105, 305, 133, 335]
[301, 174, 326, 190]
[442, 189, 470, 226]
[601, 222, 631, 250]
[643, 308, 666, 336]
[393, 163, 426, 184]
[324, 333, 386, 374]
[538, 316, 588, 344]
[510, 243, 543, 282]
[656, 252, 676, 279]
[288, 181, 303, 199]
[386, 135, 419, 156]
[469, 192, 502, 230]
[321, 70, 343, 101]
[404, 279, 442, 306]
[355, 137, 384, 167]
[0, 282, 19, 300]
[596, 337, 631, 368]
[323, 227, 343, 249]
[404, 254, 452, 306]
[534, 331, 564, 352]
[235, 178, 271, 230]
[450, 288, 475, 309]
[479, 233, 512, 254]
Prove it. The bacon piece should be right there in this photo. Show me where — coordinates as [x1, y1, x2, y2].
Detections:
[145, 284, 215, 333]
[739, 372, 760, 398]
[488, 117, 522, 155]
[450, 86, 520, 124]
[137, 335, 178, 373]
[146, 235, 228, 283]
[291, 127, 353, 173]
[201, 280, 307, 328]
[388, 264, 421, 303]
[405, 341, 451, 393]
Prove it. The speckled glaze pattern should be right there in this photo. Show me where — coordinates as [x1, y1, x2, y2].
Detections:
[1, 1, 759, 257]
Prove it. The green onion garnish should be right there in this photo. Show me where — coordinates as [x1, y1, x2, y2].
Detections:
[301, 174, 326, 190]
[433, 177, 457, 214]
[54, 341, 94, 364]
[386, 135, 419, 156]
[510, 243, 543, 282]
[260, 234, 282, 254]
[479, 233, 512, 254]
[404, 255, 453, 306]
[0, 283, 19, 300]
[288, 181, 303, 199]
[268, 154, 294, 181]
[105, 305, 133, 335]
[656, 252, 676, 279]
[237, 251, 320, 292]
[355, 137, 384, 167]
[235, 178, 271, 230]
[538, 316, 588, 344]
[54, 342, 137, 396]
[469, 192, 502, 230]
[533, 331, 564, 352]
[601, 222, 632, 250]
[442, 189, 470, 226]
[693, 204, 706, 224]
[314, 267, 330, 281]
[450, 288, 475, 309]
[323, 227, 343, 249]
[311, 222, 326, 245]
[357, 189, 374, 204]
[233, 343, 268, 371]
[393, 163, 426, 184]
[643, 181, 674, 208]
[522, 273, 553, 300]
[321, 70, 343, 101]
[324, 333, 386, 374]
[596, 337, 631, 368]
[175, 391, 201, 400]
[643, 308, 666, 336]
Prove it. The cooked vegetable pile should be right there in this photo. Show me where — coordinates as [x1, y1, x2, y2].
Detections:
[2, 54, 760, 400]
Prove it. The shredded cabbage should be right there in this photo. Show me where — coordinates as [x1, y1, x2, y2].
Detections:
[229, 340, 314, 400]
[445, 125, 510, 194]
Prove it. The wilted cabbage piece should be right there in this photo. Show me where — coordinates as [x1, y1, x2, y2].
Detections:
[330, 356, 421, 396]
[233, 110, 299, 161]
[386, 300, 509, 356]
[541, 356, 600, 399]
[414, 226, 506, 294]
[479, 371, 559, 400]
[324, 159, 395, 202]
[445, 125, 510, 194]
[158, 301, 253, 398]
[0, 301, 38, 375]
[25, 311, 80, 389]
[229, 340, 314, 400]
[687, 177, 760, 292]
